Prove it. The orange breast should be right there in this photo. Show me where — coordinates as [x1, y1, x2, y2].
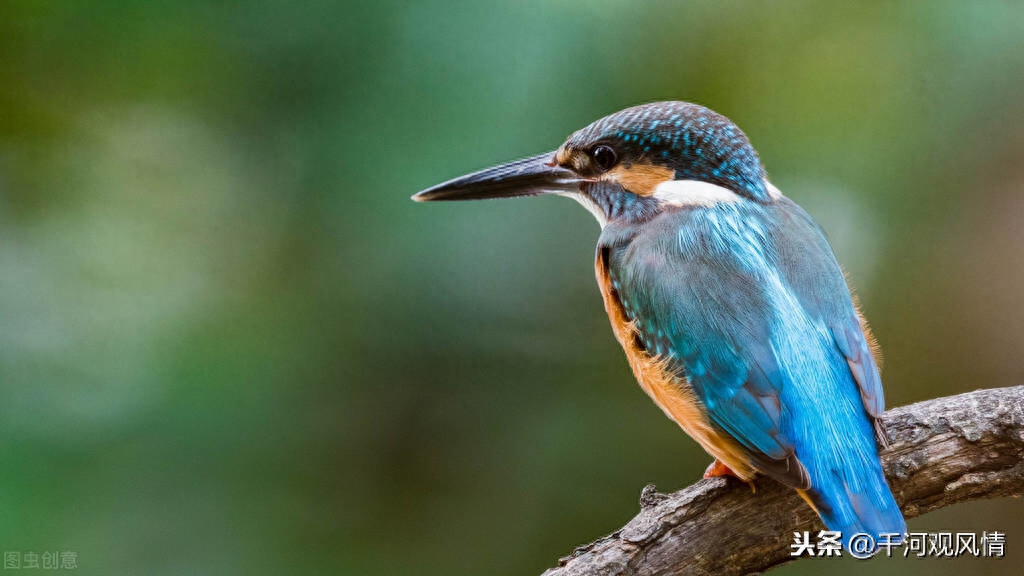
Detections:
[595, 249, 757, 480]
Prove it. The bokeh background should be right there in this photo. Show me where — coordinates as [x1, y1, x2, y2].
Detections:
[1, 1, 1022, 575]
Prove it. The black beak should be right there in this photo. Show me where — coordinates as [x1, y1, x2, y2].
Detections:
[412, 151, 583, 202]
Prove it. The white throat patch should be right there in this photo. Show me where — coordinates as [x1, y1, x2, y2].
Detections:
[558, 192, 608, 228]
[652, 179, 740, 207]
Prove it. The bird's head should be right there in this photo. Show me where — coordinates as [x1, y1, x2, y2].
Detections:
[413, 102, 775, 225]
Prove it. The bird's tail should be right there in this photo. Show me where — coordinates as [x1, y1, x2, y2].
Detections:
[799, 458, 906, 548]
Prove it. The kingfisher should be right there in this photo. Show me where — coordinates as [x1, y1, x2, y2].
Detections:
[413, 102, 906, 543]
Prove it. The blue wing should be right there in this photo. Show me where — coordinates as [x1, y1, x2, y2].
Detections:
[605, 204, 808, 486]
[602, 199, 903, 537]
[768, 197, 885, 417]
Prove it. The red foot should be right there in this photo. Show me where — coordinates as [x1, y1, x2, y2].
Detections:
[703, 459, 740, 479]
[703, 460, 757, 493]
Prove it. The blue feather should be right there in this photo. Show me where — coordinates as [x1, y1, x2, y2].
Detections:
[602, 199, 906, 543]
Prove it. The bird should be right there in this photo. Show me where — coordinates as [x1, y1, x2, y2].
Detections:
[412, 101, 906, 544]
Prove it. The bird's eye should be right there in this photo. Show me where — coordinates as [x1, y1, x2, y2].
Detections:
[592, 145, 617, 172]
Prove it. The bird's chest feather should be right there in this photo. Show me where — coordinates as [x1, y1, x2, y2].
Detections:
[600, 203, 781, 360]
[593, 206, 770, 478]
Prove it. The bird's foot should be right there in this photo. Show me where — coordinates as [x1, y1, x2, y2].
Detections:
[702, 459, 739, 479]
[703, 460, 757, 493]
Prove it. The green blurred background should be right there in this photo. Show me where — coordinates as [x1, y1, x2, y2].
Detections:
[1, 1, 1022, 575]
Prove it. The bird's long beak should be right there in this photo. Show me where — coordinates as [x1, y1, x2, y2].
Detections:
[412, 151, 583, 202]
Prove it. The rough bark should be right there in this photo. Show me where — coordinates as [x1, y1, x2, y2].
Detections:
[542, 386, 1024, 576]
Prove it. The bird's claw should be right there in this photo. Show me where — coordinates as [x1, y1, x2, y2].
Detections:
[703, 460, 756, 493]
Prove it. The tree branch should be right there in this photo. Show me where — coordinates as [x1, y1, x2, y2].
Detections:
[542, 386, 1024, 576]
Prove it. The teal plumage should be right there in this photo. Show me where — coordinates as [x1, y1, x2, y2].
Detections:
[414, 101, 907, 546]
[601, 196, 904, 541]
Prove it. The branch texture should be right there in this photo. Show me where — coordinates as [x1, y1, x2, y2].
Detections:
[543, 386, 1024, 576]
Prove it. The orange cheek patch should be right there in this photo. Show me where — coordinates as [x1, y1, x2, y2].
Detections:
[605, 163, 674, 196]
